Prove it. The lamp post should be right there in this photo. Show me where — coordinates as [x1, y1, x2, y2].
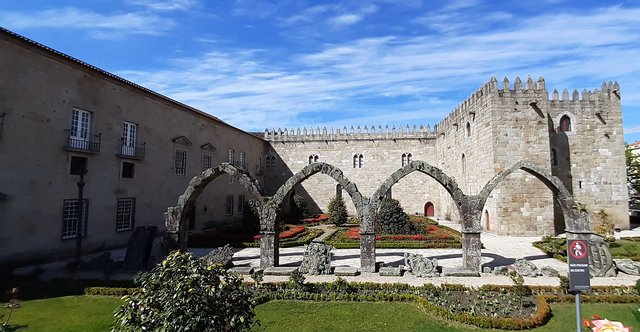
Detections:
[74, 166, 87, 267]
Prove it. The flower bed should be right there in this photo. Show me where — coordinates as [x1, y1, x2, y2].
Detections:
[302, 214, 329, 224]
[327, 222, 461, 249]
[188, 225, 322, 248]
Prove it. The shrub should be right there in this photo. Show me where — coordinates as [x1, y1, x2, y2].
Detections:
[636, 278, 640, 294]
[112, 251, 255, 332]
[593, 209, 615, 241]
[289, 194, 308, 221]
[328, 196, 348, 226]
[376, 197, 414, 234]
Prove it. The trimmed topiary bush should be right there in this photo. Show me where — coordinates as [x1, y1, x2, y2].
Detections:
[376, 197, 414, 234]
[328, 196, 348, 226]
[112, 251, 255, 332]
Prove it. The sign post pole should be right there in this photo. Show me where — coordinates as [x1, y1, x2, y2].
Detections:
[567, 239, 590, 332]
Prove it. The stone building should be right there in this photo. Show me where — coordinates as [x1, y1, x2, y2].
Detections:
[0, 28, 269, 265]
[0, 27, 630, 266]
[265, 77, 628, 236]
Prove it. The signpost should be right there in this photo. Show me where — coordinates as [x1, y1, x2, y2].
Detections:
[567, 239, 590, 332]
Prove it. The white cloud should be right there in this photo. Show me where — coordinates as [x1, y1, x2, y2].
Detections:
[114, 5, 640, 132]
[126, 0, 198, 11]
[0, 7, 174, 35]
[327, 13, 363, 26]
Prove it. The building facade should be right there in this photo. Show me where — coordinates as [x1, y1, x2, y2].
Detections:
[0, 28, 269, 265]
[0, 28, 630, 265]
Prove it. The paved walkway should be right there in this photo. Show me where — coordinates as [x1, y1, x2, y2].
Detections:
[13, 220, 640, 287]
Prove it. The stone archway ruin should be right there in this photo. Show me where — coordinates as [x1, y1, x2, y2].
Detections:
[474, 161, 612, 276]
[259, 162, 366, 268]
[164, 163, 264, 251]
[164, 160, 608, 276]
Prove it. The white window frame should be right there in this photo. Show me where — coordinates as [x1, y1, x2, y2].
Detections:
[116, 197, 135, 232]
[228, 149, 235, 165]
[70, 108, 91, 141]
[62, 199, 88, 240]
[202, 153, 213, 171]
[240, 152, 246, 168]
[175, 149, 187, 176]
[121, 121, 137, 156]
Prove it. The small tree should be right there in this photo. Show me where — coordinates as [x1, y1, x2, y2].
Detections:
[328, 196, 348, 226]
[626, 145, 640, 204]
[288, 194, 308, 221]
[113, 251, 255, 332]
[376, 197, 414, 234]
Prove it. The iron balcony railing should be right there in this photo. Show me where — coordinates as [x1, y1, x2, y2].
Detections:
[65, 129, 101, 153]
[119, 141, 146, 160]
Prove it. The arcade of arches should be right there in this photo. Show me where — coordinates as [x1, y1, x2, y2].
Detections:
[165, 160, 609, 275]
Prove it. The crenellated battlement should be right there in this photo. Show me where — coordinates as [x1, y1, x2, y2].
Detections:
[264, 124, 437, 142]
[436, 76, 621, 132]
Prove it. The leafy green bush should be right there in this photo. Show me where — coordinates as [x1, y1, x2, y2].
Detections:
[328, 196, 348, 226]
[112, 251, 255, 332]
[636, 278, 640, 295]
[376, 197, 414, 234]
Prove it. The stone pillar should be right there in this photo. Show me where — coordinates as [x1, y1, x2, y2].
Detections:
[359, 205, 376, 273]
[462, 231, 481, 271]
[360, 232, 376, 272]
[260, 231, 279, 269]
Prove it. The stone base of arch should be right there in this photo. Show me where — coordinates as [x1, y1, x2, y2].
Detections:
[360, 233, 376, 272]
[260, 231, 279, 269]
[462, 231, 482, 271]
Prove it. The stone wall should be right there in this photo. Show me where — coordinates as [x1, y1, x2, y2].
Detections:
[265, 76, 630, 235]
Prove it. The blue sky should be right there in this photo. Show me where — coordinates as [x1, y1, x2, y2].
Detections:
[2, 0, 640, 141]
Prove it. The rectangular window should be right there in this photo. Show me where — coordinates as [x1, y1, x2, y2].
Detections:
[202, 153, 213, 171]
[70, 156, 88, 175]
[70, 109, 91, 140]
[256, 156, 262, 175]
[240, 152, 246, 168]
[121, 162, 135, 178]
[175, 149, 187, 176]
[228, 149, 235, 165]
[62, 199, 88, 240]
[121, 122, 137, 156]
[116, 197, 135, 232]
[238, 195, 245, 214]
[225, 195, 234, 216]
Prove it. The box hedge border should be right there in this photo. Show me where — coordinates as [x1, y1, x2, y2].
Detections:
[85, 282, 639, 330]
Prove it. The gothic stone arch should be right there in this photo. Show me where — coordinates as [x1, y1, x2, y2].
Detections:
[260, 162, 366, 268]
[475, 161, 612, 276]
[366, 161, 480, 272]
[164, 163, 264, 251]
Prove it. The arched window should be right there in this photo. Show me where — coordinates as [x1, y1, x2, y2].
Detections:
[266, 155, 275, 170]
[550, 149, 558, 166]
[466, 122, 471, 137]
[401, 153, 413, 166]
[461, 153, 466, 173]
[353, 153, 363, 168]
[308, 154, 318, 164]
[559, 115, 572, 132]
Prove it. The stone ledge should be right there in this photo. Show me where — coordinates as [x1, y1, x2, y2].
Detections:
[334, 266, 359, 276]
[264, 267, 298, 276]
[442, 268, 480, 277]
[228, 266, 255, 275]
[378, 266, 403, 276]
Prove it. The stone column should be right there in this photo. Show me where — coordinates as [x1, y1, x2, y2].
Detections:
[462, 231, 482, 271]
[359, 233, 376, 272]
[260, 231, 279, 269]
[359, 206, 376, 273]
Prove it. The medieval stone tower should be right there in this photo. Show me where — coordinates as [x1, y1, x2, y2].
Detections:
[263, 76, 628, 236]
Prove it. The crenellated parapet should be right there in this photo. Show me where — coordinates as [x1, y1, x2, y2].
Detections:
[264, 124, 437, 141]
[435, 76, 621, 133]
[436, 77, 499, 133]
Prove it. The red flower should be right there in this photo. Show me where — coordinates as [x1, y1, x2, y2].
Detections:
[592, 315, 602, 320]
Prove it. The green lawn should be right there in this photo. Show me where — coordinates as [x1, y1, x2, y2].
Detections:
[2, 297, 638, 331]
[1, 296, 121, 332]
